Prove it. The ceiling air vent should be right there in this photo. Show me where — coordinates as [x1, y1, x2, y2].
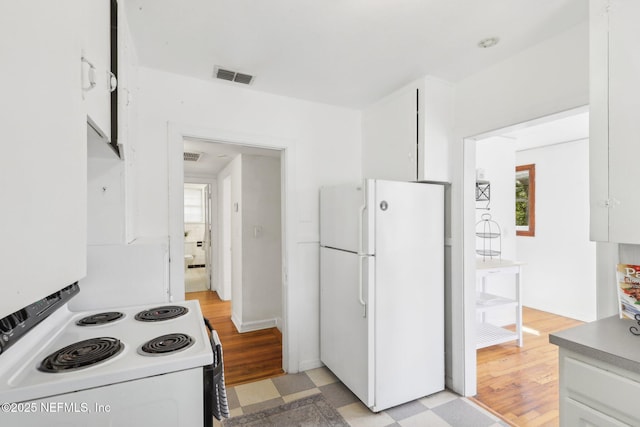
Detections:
[183, 152, 202, 162]
[215, 67, 254, 85]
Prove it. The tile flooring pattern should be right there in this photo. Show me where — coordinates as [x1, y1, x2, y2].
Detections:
[185, 267, 209, 293]
[215, 367, 509, 427]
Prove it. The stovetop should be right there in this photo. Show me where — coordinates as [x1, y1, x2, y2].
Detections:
[0, 300, 213, 403]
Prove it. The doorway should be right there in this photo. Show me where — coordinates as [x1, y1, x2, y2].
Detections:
[467, 107, 595, 424]
[183, 182, 213, 293]
[170, 126, 288, 384]
[472, 109, 595, 323]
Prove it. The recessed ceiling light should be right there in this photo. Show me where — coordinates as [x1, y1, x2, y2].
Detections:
[478, 37, 500, 49]
[217, 154, 229, 158]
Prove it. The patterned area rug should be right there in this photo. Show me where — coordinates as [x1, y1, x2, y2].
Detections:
[222, 394, 348, 427]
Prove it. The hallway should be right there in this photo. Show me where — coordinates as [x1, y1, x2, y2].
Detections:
[186, 290, 284, 386]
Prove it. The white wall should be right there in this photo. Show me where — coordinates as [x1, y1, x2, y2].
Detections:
[87, 141, 125, 245]
[516, 139, 596, 321]
[133, 67, 362, 373]
[215, 169, 234, 301]
[475, 137, 517, 325]
[451, 21, 589, 395]
[240, 154, 282, 330]
[475, 138, 517, 260]
[473, 137, 597, 324]
[215, 152, 282, 333]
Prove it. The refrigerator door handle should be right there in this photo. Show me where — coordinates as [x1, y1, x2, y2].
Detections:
[358, 254, 367, 318]
[358, 204, 366, 256]
[357, 203, 367, 318]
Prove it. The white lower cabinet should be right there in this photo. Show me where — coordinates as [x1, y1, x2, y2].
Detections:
[559, 349, 640, 426]
[564, 398, 628, 427]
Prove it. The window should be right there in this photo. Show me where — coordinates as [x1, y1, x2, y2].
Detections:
[515, 164, 535, 236]
[184, 186, 205, 223]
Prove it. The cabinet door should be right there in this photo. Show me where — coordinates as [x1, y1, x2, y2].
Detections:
[419, 77, 453, 182]
[82, 0, 112, 140]
[564, 398, 628, 427]
[589, 0, 610, 241]
[0, 1, 86, 317]
[362, 86, 418, 181]
[607, 0, 640, 243]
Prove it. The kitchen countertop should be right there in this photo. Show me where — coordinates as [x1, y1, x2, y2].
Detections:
[549, 315, 640, 373]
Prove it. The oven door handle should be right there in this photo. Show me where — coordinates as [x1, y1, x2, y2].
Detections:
[203, 317, 222, 373]
[202, 317, 229, 421]
[204, 317, 214, 335]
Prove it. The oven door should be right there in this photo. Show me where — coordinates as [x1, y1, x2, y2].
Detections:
[203, 317, 229, 425]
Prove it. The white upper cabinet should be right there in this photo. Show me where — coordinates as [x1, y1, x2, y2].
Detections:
[0, 0, 87, 317]
[82, 0, 113, 141]
[590, 0, 640, 244]
[363, 85, 418, 181]
[419, 77, 453, 183]
[362, 77, 453, 183]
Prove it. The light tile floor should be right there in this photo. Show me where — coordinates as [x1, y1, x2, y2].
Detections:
[185, 267, 209, 292]
[217, 367, 509, 427]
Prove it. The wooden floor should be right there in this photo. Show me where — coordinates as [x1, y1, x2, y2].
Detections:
[186, 290, 284, 387]
[473, 307, 583, 427]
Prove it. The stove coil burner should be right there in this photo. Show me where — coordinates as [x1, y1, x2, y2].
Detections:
[139, 333, 194, 356]
[134, 305, 189, 322]
[76, 312, 124, 326]
[38, 337, 124, 373]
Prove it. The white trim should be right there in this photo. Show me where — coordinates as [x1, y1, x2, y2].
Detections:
[231, 315, 279, 333]
[167, 122, 296, 374]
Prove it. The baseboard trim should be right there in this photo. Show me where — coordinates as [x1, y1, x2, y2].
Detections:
[231, 315, 279, 333]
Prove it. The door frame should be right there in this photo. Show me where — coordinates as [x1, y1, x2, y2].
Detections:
[458, 105, 590, 395]
[168, 122, 295, 373]
[221, 175, 232, 300]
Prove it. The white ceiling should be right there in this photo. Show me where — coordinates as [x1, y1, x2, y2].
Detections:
[124, 0, 587, 109]
[508, 111, 589, 151]
[183, 138, 280, 177]
[478, 110, 589, 151]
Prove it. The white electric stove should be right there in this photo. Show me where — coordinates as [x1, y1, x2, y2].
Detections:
[0, 284, 228, 426]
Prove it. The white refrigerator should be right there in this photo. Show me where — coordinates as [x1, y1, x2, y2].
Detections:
[320, 179, 444, 412]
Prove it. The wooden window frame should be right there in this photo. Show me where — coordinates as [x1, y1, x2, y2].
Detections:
[516, 164, 535, 237]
